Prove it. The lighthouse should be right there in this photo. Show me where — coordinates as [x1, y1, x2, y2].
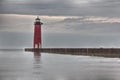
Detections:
[34, 17, 43, 48]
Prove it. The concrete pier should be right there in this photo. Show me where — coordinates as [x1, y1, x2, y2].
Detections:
[25, 48, 120, 58]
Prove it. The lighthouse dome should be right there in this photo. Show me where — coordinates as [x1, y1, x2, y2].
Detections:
[36, 17, 40, 20]
[35, 16, 40, 22]
[35, 16, 43, 25]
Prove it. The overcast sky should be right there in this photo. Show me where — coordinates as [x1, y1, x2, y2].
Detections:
[0, 0, 120, 48]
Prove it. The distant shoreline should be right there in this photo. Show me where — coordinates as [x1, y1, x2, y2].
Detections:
[0, 49, 23, 51]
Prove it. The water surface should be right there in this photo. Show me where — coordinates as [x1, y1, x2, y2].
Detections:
[0, 50, 120, 80]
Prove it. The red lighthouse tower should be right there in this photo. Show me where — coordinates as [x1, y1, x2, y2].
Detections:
[34, 17, 43, 48]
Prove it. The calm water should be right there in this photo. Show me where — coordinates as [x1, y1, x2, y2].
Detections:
[0, 50, 120, 80]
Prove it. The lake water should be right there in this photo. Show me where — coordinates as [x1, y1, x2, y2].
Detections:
[0, 50, 120, 80]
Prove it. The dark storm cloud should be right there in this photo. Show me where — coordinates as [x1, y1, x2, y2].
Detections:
[0, 0, 120, 17]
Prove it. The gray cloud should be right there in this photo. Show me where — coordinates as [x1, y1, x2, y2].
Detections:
[0, 14, 120, 48]
[1, 31, 119, 49]
[42, 32, 120, 48]
[0, 32, 33, 49]
[1, 0, 120, 48]
[45, 17, 120, 36]
[0, 0, 120, 17]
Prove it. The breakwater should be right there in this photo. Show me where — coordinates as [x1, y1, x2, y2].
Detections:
[25, 48, 120, 58]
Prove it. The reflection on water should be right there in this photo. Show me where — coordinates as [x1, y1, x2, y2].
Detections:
[0, 50, 120, 80]
[33, 52, 41, 79]
[34, 52, 41, 58]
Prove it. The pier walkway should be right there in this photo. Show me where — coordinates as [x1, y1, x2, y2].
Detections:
[25, 48, 120, 58]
